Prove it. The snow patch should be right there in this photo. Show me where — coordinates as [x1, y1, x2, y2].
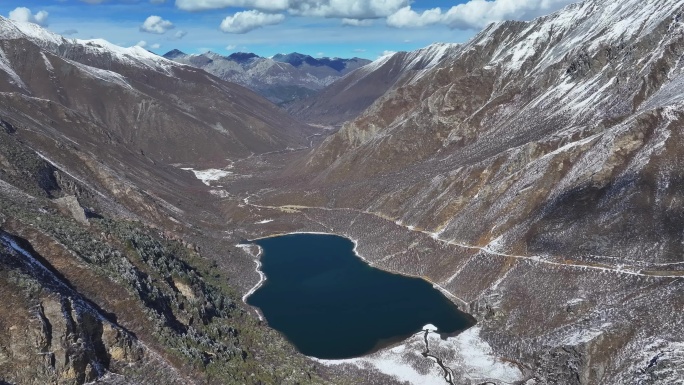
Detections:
[237, 244, 266, 315]
[442, 326, 523, 382]
[566, 298, 585, 306]
[0, 47, 27, 89]
[209, 189, 230, 198]
[423, 324, 438, 332]
[41, 52, 53, 72]
[316, 326, 522, 385]
[562, 323, 612, 345]
[181, 168, 232, 186]
[66, 59, 134, 90]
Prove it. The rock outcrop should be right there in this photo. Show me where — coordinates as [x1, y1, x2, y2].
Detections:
[54, 196, 88, 225]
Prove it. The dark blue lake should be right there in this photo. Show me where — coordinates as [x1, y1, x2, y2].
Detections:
[246, 233, 475, 359]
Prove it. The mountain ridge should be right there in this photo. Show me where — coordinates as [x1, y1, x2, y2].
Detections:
[286, 42, 461, 127]
[164, 49, 370, 105]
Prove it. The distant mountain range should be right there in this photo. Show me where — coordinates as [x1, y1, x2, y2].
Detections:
[163, 50, 370, 106]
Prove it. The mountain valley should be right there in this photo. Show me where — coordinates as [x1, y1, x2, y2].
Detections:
[1, 0, 684, 384]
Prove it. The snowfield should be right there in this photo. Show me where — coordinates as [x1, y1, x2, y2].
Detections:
[316, 325, 522, 385]
[181, 168, 232, 186]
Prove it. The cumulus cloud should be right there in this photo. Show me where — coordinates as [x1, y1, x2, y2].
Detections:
[386, 0, 576, 30]
[140, 15, 175, 34]
[219, 10, 285, 34]
[137, 42, 160, 50]
[342, 18, 373, 27]
[174, 30, 188, 39]
[8, 7, 49, 27]
[176, 0, 288, 12]
[386, 6, 442, 28]
[288, 0, 408, 18]
[176, 0, 408, 19]
[445, 0, 576, 29]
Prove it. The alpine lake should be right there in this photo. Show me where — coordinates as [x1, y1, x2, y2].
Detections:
[245, 233, 476, 359]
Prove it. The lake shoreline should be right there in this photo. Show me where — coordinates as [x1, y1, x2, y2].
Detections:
[242, 232, 475, 360]
[244, 231, 471, 309]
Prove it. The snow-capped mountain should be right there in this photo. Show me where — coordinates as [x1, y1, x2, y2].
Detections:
[0, 16, 311, 163]
[164, 50, 370, 105]
[288, 43, 461, 127]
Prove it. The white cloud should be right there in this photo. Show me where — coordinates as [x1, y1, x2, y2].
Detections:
[151, 43, 161, 49]
[176, 0, 408, 19]
[140, 15, 175, 34]
[220, 10, 285, 34]
[380, 50, 396, 57]
[174, 30, 188, 39]
[288, 0, 408, 18]
[176, 0, 288, 12]
[386, 0, 576, 30]
[136, 40, 148, 48]
[444, 0, 576, 29]
[316, 52, 324, 57]
[226, 44, 237, 50]
[353, 48, 367, 52]
[386, 6, 442, 28]
[8, 7, 49, 27]
[342, 18, 373, 27]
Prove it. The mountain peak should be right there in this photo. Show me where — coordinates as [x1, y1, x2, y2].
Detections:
[163, 49, 187, 59]
[227, 52, 261, 63]
[272, 52, 315, 67]
[271, 52, 366, 72]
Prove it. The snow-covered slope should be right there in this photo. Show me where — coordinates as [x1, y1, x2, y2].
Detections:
[0, 16, 65, 47]
[479, 0, 683, 74]
[0, 17, 176, 74]
[288, 43, 461, 126]
[0, 15, 309, 163]
[352, 43, 462, 88]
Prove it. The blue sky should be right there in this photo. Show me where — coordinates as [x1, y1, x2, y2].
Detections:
[1, 0, 577, 59]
